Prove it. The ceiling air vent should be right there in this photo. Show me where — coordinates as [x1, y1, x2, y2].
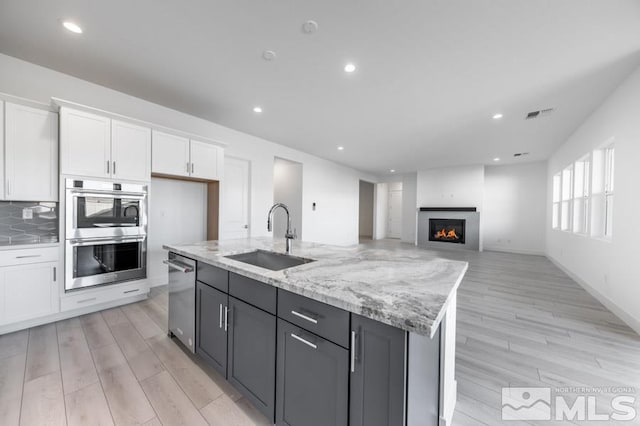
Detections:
[525, 108, 554, 120]
[513, 152, 530, 158]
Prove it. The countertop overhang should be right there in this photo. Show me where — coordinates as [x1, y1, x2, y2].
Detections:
[163, 238, 468, 338]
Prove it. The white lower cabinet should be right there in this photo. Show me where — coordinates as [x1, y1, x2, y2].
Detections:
[0, 261, 59, 325]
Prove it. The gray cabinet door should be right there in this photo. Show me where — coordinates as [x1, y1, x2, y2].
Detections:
[276, 319, 348, 426]
[350, 314, 407, 426]
[195, 282, 228, 376]
[228, 296, 276, 422]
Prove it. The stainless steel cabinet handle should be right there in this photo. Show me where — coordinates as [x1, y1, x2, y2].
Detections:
[123, 289, 140, 294]
[291, 310, 318, 324]
[113, 161, 116, 175]
[53, 267, 56, 282]
[219, 304, 223, 329]
[224, 306, 229, 331]
[107, 160, 110, 174]
[191, 162, 194, 174]
[162, 259, 194, 273]
[350, 331, 357, 373]
[16, 255, 42, 259]
[291, 333, 317, 349]
[187, 162, 190, 173]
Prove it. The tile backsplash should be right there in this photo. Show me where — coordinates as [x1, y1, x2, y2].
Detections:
[0, 201, 59, 246]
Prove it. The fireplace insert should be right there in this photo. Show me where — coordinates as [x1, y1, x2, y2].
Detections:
[429, 218, 466, 244]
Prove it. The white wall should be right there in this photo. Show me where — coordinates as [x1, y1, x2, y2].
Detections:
[358, 181, 374, 238]
[0, 53, 376, 247]
[484, 162, 547, 255]
[547, 64, 640, 333]
[416, 165, 485, 209]
[148, 178, 207, 285]
[273, 157, 303, 239]
[401, 173, 418, 244]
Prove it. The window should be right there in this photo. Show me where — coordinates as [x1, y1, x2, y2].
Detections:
[604, 146, 615, 237]
[572, 155, 591, 234]
[552, 173, 561, 229]
[561, 165, 573, 231]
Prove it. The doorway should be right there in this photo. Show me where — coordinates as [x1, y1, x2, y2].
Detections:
[359, 181, 375, 241]
[387, 182, 403, 239]
[221, 157, 251, 239]
[273, 157, 303, 239]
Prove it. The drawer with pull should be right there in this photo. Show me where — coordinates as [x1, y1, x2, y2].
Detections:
[61, 280, 148, 312]
[0, 246, 59, 267]
[277, 290, 350, 348]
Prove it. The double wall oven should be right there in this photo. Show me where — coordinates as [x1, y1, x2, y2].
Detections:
[65, 179, 148, 291]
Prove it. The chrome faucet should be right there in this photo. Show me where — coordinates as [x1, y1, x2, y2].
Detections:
[267, 203, 297, 254]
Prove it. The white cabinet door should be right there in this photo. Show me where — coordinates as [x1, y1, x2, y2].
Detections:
[61, 108, 111, 178]
[0, 262, 58, 325]
[112, 120, 151, 182]
[152, 130, 190, 177]
[190, 140, 222, 180]
[4, 103, 59, 201]
[0, 101, 4, 200]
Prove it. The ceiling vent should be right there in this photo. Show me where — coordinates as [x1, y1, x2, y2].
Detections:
[513, 152, 530, 157]
[525, 108, 554, 120]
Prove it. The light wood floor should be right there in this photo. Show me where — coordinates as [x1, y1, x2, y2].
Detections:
[1, 242, 639, 426]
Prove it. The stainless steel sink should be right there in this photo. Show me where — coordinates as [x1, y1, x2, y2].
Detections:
[224, 249, 315, 271]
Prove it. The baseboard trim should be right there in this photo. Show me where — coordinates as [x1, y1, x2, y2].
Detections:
[547, 254, 640, 336]
[484, 245, 546, 256]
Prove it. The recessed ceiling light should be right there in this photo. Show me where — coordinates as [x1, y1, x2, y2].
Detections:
[389, 169, 396, 173]
[262, 50, 277, 61]
[337, 146, 344, 151]
[62, 21, 83, 34]
[253, 106, 263, 113]
[492, 113, 503, 120]
[302, 20, 319, 34]
[493, 157, 501, 162]
[344, 63, 356, 73]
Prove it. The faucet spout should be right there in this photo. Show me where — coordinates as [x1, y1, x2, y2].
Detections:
[267, 203, 296, 254]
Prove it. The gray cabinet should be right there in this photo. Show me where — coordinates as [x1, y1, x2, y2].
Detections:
[276, 319, 349, 426]
[195, 281, 228, 376]
[350, 314, 407, 426]
[228, 296, 276, 422]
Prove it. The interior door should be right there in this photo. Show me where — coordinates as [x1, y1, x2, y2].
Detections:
[111, 120, 151, 182]
[387, 189, 402, 239]
[221, 157, 250, 239]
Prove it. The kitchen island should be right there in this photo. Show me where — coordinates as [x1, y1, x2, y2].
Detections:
[164, 238, 468, 426]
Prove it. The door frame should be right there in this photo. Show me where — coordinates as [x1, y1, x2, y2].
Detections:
[221, 155, 252, 239]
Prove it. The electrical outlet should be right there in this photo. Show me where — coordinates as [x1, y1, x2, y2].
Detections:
[22, 208, 33, 220]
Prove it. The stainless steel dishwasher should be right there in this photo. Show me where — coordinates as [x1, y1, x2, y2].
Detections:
[165, 253, 196, 353]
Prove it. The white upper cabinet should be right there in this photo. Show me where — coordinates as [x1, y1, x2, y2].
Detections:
[152, 130, 190, 177]
[152, 131, 223, 181]
[61, 108, 111, 178]
[60, 107, 151, 182]
[190, 140, 222, 180]
[4, 102, 59, 201]
[111, 120, 151, 182]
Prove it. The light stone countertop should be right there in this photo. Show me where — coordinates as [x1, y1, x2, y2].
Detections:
[163, 238, 468, 337]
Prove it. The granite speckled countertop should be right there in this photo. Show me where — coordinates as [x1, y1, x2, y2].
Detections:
[163, 238, 468, 337]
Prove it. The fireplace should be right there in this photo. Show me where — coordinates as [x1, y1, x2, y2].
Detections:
[429, 218, 466, 244]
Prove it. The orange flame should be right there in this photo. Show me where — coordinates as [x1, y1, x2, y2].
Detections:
[435, 228, 459, 240]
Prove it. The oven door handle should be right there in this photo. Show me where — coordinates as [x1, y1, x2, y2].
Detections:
[69, 190, 146, 199]
[69, 236, 146, 246]
[163, 260, 194, 273]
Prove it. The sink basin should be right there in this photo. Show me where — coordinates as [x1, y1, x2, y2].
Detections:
[224, 249, 315, 271]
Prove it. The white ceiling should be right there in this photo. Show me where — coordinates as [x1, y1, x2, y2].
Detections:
[1, 0, 640, 175]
